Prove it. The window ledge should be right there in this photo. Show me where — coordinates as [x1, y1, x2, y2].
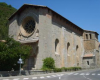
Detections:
[55, 52, 60, 55]
[67, 54, 70, 56]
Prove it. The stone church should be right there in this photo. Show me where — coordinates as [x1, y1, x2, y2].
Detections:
[8, 4, 100, 70]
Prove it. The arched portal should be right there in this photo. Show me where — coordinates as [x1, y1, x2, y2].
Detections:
[23, 42, 39, 70]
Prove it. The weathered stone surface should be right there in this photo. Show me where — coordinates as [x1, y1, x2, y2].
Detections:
[8, 4, 100, 69]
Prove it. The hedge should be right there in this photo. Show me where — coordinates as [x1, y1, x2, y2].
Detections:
[53, 67, 81, 72]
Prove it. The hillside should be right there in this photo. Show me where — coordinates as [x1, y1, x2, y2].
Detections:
[0, 2, 17, 39]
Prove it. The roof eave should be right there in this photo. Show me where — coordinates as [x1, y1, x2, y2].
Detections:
[8, 4, 46, 20]
[84, 30, 99, 35]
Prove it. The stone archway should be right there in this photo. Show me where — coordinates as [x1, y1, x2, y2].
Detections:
[23, 42, 38, 70]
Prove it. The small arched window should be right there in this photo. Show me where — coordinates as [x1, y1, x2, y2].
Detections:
[67, 42, 70, 53]
[55, 39, 60, 54]
[67, 42, 70, 50]
[86, 34, 88, 39]
[76, 45, 78, 51]
[90, 34, 92, 39]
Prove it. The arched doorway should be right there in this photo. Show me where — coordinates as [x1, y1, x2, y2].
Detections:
[23, 42, 38, 70]
[28, 46, 38, 70]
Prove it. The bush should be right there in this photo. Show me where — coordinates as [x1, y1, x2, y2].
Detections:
[53, 66, 82, 72]
[42, 57, 55, 71]
[67, 67, 72, 71]
[55, 67, 82, 72]
[64, 67, 68, 71]
[61, 67, 65, 71]
[76, 67, 82, 70]
[66, 67, 82, 71]
[54, 68, 62, 72]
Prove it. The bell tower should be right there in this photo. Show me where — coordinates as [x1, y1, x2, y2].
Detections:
[83, 30, 99, 51]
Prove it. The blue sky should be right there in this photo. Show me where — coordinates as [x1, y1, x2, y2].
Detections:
[1, 0, 100, 41]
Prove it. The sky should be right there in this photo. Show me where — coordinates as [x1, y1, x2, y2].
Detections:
[1, 0, 100, 41]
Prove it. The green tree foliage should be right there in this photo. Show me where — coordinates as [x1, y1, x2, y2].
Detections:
[0, 37, 31, 71]
[42, 57, 55, 70]
[0, 2, 17, 39]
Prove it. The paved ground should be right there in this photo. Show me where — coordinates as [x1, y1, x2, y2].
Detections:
[0, 69, 100, 80]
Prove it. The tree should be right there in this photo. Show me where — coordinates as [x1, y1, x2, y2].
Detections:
[0, 2, 17, 39]
[0, 37, 31, 71]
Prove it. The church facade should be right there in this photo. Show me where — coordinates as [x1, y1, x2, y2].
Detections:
[8, 4, 100, 70]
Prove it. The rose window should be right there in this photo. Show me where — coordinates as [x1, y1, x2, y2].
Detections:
[24, 20, 35, 33]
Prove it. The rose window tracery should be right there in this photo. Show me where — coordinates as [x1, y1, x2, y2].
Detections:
[24, 20, 35, 33]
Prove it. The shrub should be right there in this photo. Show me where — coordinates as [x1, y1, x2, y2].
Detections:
[68, 67, 82, 71]
[63, 67, 82, 71]
[42, 57, 55, 71]
[76, 67, 82, 70]
[53, 67, 82, 72]
[61, 67, 65, 71]
[64, 67, 68, 71]
[54, 68, 62, 72]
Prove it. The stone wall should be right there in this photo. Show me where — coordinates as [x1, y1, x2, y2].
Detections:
[83, 31, 99, 50]
[82, 57, 95, 69]
[9, 7, 84, 69]
[9, 15, 18, 40]
[36, 8, 84, 69]
[9, 7, 39, 41]
[9, 5, 99, 70]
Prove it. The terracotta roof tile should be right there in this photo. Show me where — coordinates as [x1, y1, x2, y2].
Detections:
[83, 54, 94, 57]
[0, 40, 6, 42]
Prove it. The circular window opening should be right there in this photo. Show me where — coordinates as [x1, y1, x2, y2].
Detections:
[24, 20, 35, 33]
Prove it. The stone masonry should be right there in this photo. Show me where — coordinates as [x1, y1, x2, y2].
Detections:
[8, 4, 100, 69]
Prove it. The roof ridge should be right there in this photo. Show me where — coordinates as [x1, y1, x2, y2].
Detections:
[24, 4, 47, 7]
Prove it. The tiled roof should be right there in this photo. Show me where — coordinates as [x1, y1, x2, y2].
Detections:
[0, 40, 6, 42]
[83, 54, 94, 57]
